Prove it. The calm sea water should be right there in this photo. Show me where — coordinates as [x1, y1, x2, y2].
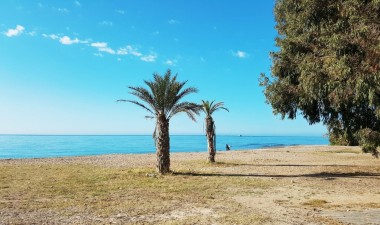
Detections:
[0, 135, 328, 159]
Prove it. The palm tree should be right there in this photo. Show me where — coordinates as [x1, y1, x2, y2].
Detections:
[118, 69, 201, 174]
[200, 100, 229, 163]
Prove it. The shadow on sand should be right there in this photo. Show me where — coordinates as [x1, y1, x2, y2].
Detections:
[173, 162, 380, 179]
[173, 166, 380, 179]
[211, 162, 355, 167]
[173, 171, 380, 179]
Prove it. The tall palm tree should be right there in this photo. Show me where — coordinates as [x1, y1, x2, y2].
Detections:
[118, 69, 201, 174]
[200, 100, 229, 163]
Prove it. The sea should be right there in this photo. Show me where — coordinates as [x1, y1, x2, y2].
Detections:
[0, 135, 329, 159]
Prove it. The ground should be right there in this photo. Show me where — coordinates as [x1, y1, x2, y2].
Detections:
[0, 146, 379, 224]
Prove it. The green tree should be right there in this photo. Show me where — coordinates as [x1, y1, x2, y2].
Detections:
[119, 70, 201, 174]
[260, 0, 380, 156]
[200, 100, 229, 163]
[356, 128, 380, 158]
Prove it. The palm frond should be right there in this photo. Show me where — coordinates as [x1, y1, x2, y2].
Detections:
[201, 100, 229, 116]
[163, 76, 181, 115]
[144, 80, 157, 98]
[151, 72, 170, 112]
[176, 87, 198, 103]
[168, 102, 202, 121]
[200, 100, 211, 116]
[120, 69, 199, 123]
[210, 101, 230, 114]
[185, 111, 198, 121]
[128, 86, 157, 111]
[125, 100, 155, 115]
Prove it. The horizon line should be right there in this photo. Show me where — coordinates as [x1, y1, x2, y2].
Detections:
[0, 133, 326, 137]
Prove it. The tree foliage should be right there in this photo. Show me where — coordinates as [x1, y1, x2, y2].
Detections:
[260, 0, 380, 155]
[356, 128, 380, 158]
[200, 100, 229, 117]
[119, 69, 201, 173]
[125, 70, 200, 123]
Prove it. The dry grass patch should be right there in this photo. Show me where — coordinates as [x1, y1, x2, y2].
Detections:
[324, 148, 361, 154]
[173, 159, 245, 169]
[0, 163, 275, 224]
[303, 199, 329, 207]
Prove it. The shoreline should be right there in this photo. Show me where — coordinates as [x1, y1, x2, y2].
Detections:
[0, 145, 369, 170]
[0, 144, 330, 161]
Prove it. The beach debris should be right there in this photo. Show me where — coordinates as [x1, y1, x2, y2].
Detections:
[146, 173, 157, 178]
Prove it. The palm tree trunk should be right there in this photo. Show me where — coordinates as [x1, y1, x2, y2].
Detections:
[206, 116, 216, 163]
[156, 114, 170, 174]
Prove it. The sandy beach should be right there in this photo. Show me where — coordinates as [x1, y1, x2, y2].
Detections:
[1, 145, 380, 224]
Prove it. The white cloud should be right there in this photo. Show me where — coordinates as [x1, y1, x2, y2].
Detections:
[60, 36, 80, 45]
[57, 8, 69, 13]
[91, 42, 107, 48]
[116, 48, 128, 55]
[99, 20, 113, 26]
[43, 33, 87, 45]
[141, 54, 157, 62]
[27, 31, 37, 36]
[168, 19, 180, 24]
[233, 50, 248, 58]
[91, 42, 115, 54]
[42, 33, 59, 40]
[115, 10, 125, 14]
[165, 59, 177, 66]
[116, 45, 142, 57]
[128, 45, 142, 56]
[51, 34, 59, 40]
[5, 25, 25, 37]
[37, 29, 157, 63]
[100, 47, 115, 54]
[75, 1, 81, 7]
[131, 51, 142, 57]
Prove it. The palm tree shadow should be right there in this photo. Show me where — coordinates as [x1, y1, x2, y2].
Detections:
[212, 161, 354, 167]
[173, 171, 380, 179]
[175, 161, 380, 178]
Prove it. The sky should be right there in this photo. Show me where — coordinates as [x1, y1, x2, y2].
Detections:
[0, 0, 327, 136]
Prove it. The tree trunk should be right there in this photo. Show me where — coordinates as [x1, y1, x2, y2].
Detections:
[156, 114, 170, 174]
[206, 116, 216, 163]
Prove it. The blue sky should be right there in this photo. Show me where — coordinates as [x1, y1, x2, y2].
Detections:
[0, 1, 326, 135]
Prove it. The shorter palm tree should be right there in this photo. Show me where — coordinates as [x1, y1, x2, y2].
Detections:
[200, 100, 229, 163]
